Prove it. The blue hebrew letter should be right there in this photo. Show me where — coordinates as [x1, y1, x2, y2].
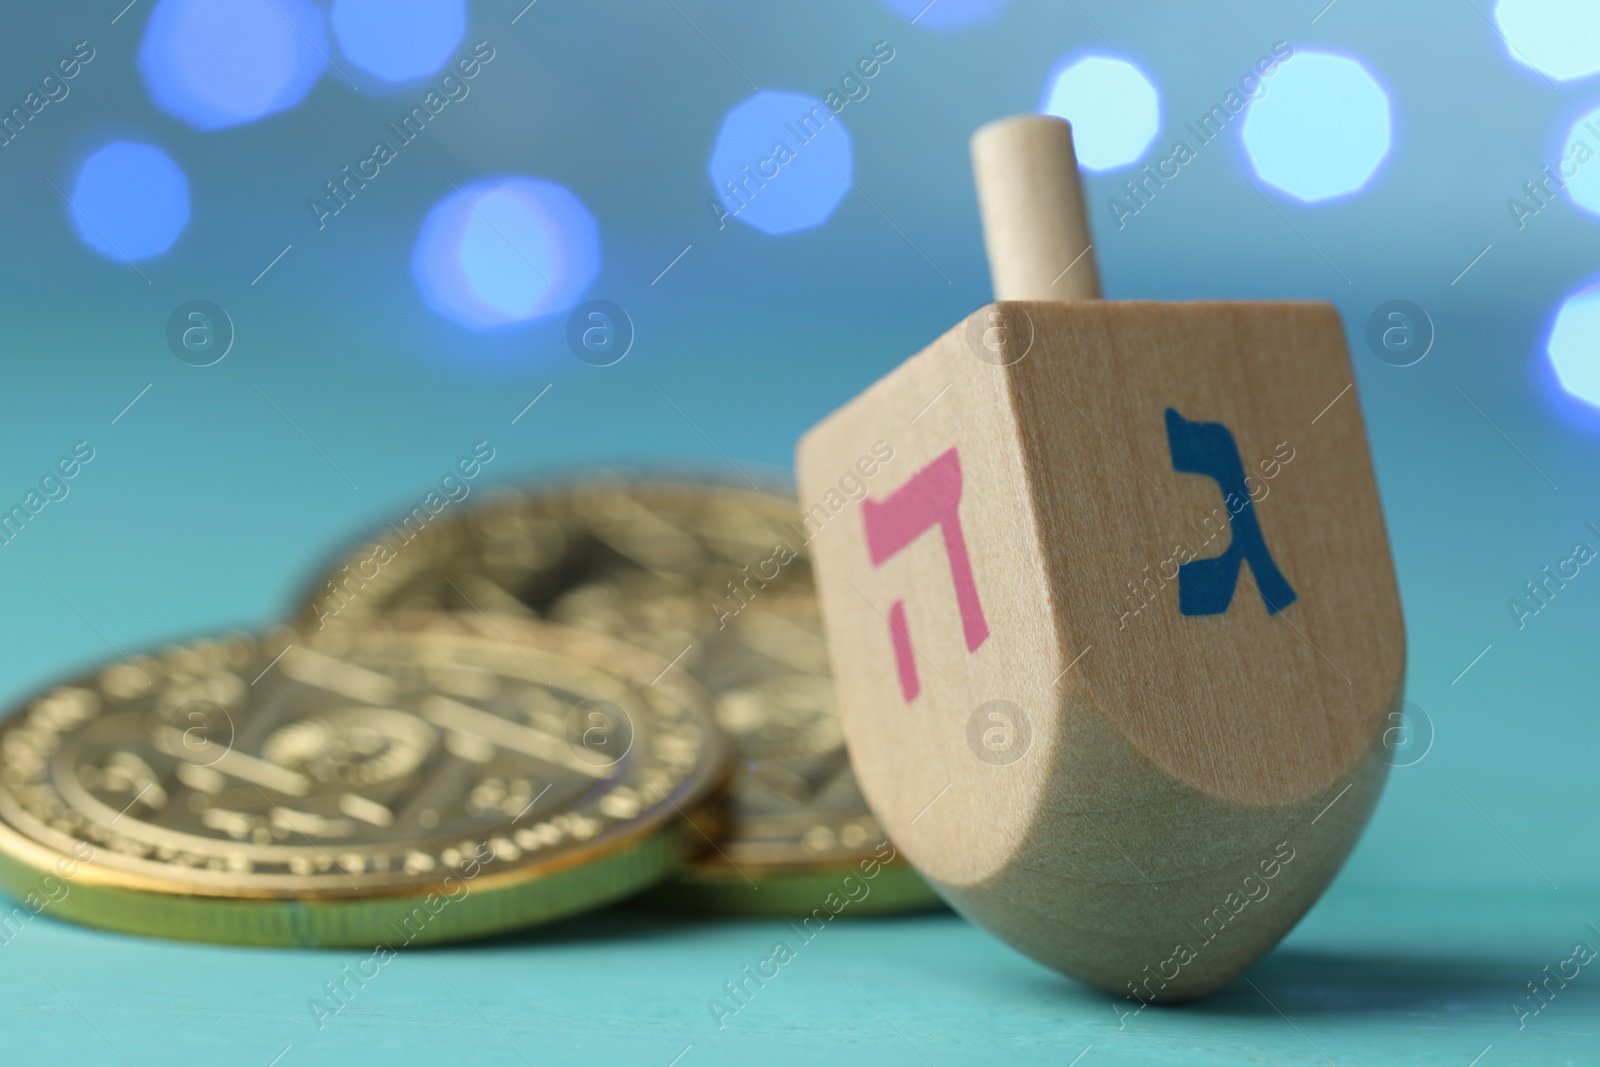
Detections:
[1165, 408, 1297, 616]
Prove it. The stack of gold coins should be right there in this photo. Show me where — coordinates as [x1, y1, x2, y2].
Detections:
[0, 470, 936, 948]
[0, 612, 729, 946]
[299, 475, 940, 916]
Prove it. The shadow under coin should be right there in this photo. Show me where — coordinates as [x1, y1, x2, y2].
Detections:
[428, 899, 961, 954]
[384, 904, 713, 954]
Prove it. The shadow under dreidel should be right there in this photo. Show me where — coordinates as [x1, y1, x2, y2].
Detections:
[1186, 947, 1595, 1020]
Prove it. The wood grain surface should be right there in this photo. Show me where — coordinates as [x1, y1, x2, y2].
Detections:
[796, 300, 1404, 999]
[971, 115, 1101, 302]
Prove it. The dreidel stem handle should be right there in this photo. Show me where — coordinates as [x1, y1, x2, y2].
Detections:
[971, 114, 1102, 302]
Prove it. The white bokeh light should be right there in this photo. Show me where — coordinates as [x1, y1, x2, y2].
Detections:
[1240, 50, 1391, 203]
[1560, 106, 1600, 217]
[1494, 0, 1600, 82]
[708, 91, 852, 235]
[411, 177, 599, 331]
[138, 0, 327, 131]
[1040, 55, 1160, 172]
[330, 0, 466, 89]
[1549, 282, 1600, 408]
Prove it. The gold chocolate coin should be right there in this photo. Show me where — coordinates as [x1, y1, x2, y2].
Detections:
[299, 476, 941, 915]
[0, 612, 728, 946]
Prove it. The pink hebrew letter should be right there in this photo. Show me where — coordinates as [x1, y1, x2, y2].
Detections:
[861, 447, 990, 702]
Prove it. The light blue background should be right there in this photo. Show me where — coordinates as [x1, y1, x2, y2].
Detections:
[0, 1, 1596, 1062]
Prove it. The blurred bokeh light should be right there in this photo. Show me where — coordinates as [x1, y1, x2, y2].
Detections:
[1493, 0, 1600, 82]
[68, 141, 190, 262]
[1548, 280, 1600, 408]
[138, 0, 328, 131]
[330, 0, 466, 89]
[878, 0, 1011, 33]
[1561, 106, 1600, 216]
[709, 91, 852, 236]
[1039, 55, 1160, 172]
[1240, 50, 1391, 202]
[411, 177, 600, 331]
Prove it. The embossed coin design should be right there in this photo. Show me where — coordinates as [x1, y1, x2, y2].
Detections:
[565, 698, 634, 767]
[153, 698, 235, 769]
[0, 613, 728, 947]
[299, 477, 942, 915]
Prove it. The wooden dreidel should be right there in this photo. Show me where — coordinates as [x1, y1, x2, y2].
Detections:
[796, 114, 1403, 1002]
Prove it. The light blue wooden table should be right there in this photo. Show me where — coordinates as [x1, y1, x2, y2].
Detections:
[3, 874, 1595, 1064]
[3, 1, 1598, 1061]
